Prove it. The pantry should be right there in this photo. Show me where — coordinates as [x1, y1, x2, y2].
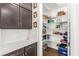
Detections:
[43, 3, 70, 56]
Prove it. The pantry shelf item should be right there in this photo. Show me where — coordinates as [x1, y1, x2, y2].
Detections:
[57, 32, 68, 56]
[58, 46, 67, 56]
[43, 44, 48, 50]
[48, 18, 54, 24]
[57, 11, 66, 16]
[43, 34, 50, 40]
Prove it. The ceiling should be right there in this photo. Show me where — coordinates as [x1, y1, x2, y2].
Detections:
[43, 3, 68, 13]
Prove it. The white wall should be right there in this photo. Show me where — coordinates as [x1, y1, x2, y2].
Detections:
[75, 4, 79, 56]
[69, 4, 79, 56]
[1, 30, 28, 44]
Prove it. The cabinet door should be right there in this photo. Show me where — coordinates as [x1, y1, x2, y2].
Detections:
[31, 43, 37, 56]
[32, 43, 37, 56]
[3, 47, 24, 56]
[17, 48, 24, 56]
[1, 3, 19, 29]
[20, 7, 32, 29]
[20, 3, 32, 11]
[24, 43, 37, 56]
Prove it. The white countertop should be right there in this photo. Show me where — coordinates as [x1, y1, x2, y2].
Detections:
[0, 39, 37, 55]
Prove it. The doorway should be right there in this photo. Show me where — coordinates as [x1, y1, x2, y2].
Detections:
[42, 3, 70, 56]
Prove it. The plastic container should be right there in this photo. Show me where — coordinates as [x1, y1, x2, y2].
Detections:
[58, 46, 67, 56]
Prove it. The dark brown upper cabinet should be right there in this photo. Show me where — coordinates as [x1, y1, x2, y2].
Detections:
[20, 3, 32, 11]
[1, 3, 19, 29]
[0, 3, 32, 29]
[20, 7, 32, 29]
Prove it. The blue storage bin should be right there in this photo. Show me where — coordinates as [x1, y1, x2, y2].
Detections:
[58, 47, 67, 56]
